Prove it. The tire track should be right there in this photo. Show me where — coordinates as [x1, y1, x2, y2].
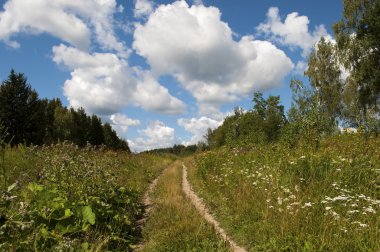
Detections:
[134, 167, 167, 251]
[182, 163, 247, 252]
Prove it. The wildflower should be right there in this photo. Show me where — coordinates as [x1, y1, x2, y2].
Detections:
[363, 207, 376, 214]
[347, 210, 359, 214]
[331, 211, 340, 220]
[325, 206, 332, 211]
[303, 202, 313, 207]
[277, 197, 283, 205]
[294, 185, 300, 192]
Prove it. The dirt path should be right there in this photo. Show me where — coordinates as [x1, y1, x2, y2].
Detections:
[138, 173, 161, 225]
[182, 163, 247, 252]
[134, 168, 166, 251]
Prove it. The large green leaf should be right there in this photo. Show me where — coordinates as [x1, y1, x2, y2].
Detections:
[81, 206, 95, 225]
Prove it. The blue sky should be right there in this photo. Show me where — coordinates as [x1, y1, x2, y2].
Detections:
[0, 0, 342, 151]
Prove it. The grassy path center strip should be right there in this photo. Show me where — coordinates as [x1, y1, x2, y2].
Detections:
[136, 161, 230, 251]
[182, 163, 247, 252]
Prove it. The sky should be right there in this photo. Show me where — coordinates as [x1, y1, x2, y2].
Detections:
[0, 0, 343, 152]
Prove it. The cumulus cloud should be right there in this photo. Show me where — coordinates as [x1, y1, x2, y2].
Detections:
[294, 60, 308, 76]
[129, 120, 175, 152]
[133, 1, 294, 115]
[110, 113, 140, 133]
[134, 0, 154, 18]
[0, 0, 127, 56]
[256, 7, 332, 57]
[52, 44, 186, 115]
[178, 116, 223, 145]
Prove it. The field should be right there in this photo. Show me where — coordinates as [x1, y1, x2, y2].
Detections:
[1, 135, 379, 251]
[0, 143, 172, 251]
[187, 134, 380, 251]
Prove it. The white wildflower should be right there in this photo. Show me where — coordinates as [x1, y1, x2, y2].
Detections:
[302, 202, 313, 208]
[277, 197, 283, 205]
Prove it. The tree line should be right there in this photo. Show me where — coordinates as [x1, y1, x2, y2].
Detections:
[0, 70, 130, 152]
[206, 0, 379, 149]
[143, 144, 200, 156]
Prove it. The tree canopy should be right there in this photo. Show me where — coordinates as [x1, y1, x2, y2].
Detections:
[0, 69, 130, 152]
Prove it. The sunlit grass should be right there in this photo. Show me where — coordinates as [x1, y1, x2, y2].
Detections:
[187, 134, 380, 251]
[0, 143, 172, 251]
[139, 161, 231, 252]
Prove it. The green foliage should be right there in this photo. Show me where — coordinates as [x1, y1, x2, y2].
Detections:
[0, 69, 130, 151]
[140, 162, 230, 251]
[282, 79, 338, 149]
[144, 144, 198, 156]
[0, 144, 171, 250]
[103, 123, 130, 151]
[206, 93, 286, 148]
[334, 0, 380, 119]
[0, 69, 46, 145]
[189, 135, 380, 251]
[305, 37, 343, 122]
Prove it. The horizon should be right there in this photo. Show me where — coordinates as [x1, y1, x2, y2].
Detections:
[0, 0, 343, 152]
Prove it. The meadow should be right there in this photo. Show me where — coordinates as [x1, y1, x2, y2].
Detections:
[187, 134, 380, 251]
[1, 135, 379, 251]
[0, 143, 172, 251]
[137, 161, 230, 251]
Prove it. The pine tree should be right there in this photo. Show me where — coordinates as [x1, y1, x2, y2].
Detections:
[89, 115, 105, 146]
[0, 70, 45, 145]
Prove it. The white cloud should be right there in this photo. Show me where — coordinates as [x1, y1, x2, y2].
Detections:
[133, 1, 294, 115]
[52, 44, 186, 115]
[178, 116, 223, 145]
[134, 0, 154, 18]
[294, 60, 308, 76]
[135, 70, 187, 114]
[110, 113, 140, 133]
[0, 0, 127, 56]
[256, 7, 332, 57]
[129, 120, 175, 152]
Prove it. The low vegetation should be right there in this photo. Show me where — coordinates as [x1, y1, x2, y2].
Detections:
[0, 141, 172, 251]
[138, 161, 230, 252]
[187, 134, 380, 251]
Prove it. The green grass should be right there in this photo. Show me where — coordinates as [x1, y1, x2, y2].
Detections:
[138, 161, 231, 252]
[0, 143, 172, 251]
[187, 134, 380, 251]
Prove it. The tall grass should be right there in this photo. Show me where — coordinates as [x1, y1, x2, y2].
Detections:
[187, 134, 380, 251]
[0, 143, 172, 251]
[139, 161, 231, 251]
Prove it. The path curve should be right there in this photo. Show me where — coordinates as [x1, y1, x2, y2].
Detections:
[182, 163, 247, 252]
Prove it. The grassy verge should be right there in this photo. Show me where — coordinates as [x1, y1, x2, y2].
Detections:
[187, 135, 380, 251]
[0, 143, 173, 251]
[138, 161, 231, 252]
